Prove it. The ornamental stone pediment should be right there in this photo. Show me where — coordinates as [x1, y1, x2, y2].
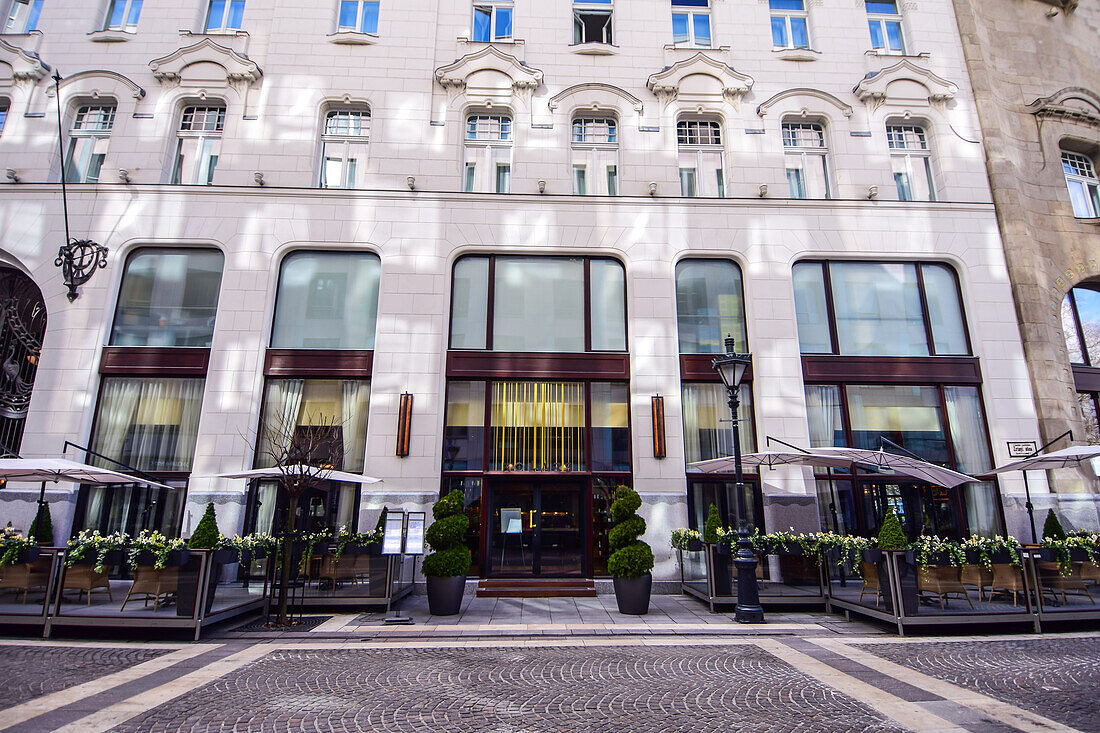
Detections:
[646, 53, 753, 107]
[0, 38, 48, 86]
[548, 83, 644, 114]
[852, 59, 958, 107]
[434, 46, 543, 101]
[148, 38, 262, 87]
[1027, 87, 1100, 129]
[47, 69, 145, 101]
[756, 88, 854, 118]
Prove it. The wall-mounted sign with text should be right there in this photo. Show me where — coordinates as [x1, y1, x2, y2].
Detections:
[1007, 441, 1038, 458]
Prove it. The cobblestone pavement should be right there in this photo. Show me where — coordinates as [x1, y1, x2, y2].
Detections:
[109, 645, 905, 733]
[0, 644, 168, 708]
[857, 637, 1100, 732]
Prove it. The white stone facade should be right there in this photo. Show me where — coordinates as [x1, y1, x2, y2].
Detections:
[0, 0, 1049, 578]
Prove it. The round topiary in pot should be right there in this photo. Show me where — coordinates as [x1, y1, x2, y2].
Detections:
[607, 485, 654, 615]
[422, 489, 470, 616]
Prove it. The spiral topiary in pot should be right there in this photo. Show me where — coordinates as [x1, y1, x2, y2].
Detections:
[607, 486, 653, 614]
[423, 489, 470, 615]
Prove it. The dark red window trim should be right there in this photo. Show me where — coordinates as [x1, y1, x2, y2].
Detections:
[100, 347, 210, 376]
[263, 349, 373, 378]
[447, 351, 629, 380]
[801, 355, 982, 385]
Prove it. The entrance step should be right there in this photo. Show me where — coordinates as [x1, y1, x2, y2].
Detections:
[476, 579, 597, 598]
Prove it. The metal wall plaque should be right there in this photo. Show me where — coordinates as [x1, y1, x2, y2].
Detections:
[1007, 441, 1037, 458]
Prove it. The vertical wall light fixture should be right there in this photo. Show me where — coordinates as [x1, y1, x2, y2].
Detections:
[651, 395, 666, 458]
[396, 392, 413, 457]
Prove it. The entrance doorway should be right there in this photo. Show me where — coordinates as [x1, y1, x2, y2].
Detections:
[0, 267, 45, 457]
[488, 479, 584, 577]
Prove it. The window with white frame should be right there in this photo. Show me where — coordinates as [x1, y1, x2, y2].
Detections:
[0, 99, 8, 135]
[204, 0, 243, 33]
[887, 123, 935, 202]
[171, 105, 225, 185]
[337, 0, 378, 34]
[574, 0, 612, 45]
[65, 104, 116, 184]
[677, 119, 724, 198]
[783, 121, 830, 199]
[4, 0, 43, 33]
[866, 0, 904, 54]
[1062, 150, 1100, 218]
[672, 0, 710, 48]
[472, 0, 511, 42]
[464, 113, 512, 193]
[319, 109, 370, 189]
[103, 0, 141, 31]
[769, 0, 809, 49]
[571, 117, 618, 195]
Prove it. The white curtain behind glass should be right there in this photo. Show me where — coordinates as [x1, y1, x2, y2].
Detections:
[682, 383, 753, 465]
[963, 483, 1001, 537]
[341, 380, 370, 472]
[805, 385, 842, 447]
[944, 386, 991, 473]
[493, 258, 584, 352]
[92, 378, 204, 472]
[258, 379, 304, 467]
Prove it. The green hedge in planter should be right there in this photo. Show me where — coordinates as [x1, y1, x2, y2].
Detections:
[607, 486, 653, 579]
[877, 512, 908, 550]
[422, 489, 471, 577]
[703, 503, 721, 543]
[1043, 509, 1066, 541]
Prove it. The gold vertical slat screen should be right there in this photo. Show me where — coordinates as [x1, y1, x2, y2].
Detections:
[491, 381, 585, 471]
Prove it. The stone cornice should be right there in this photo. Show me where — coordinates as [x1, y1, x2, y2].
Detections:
[148, 38, 262, 85]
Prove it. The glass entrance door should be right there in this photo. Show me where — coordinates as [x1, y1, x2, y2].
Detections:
[488, 480, 584, 577]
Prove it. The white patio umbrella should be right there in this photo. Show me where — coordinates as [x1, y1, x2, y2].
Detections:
[691, 446, 976, 488]
[986, 444, 1100, 543]
[208, 465, 382, 484]
[0, 457, 175, 491]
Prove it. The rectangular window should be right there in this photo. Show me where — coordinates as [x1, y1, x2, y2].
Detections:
[606, 165, 617, 195]
[866, 0, 904, 54]
[450, 256, 489, 349]
[490, 381, 585, 471]
[444, 381, 486, 471]
[572, 117, 618, 196]
[678, 120, 723, 197]
[204, 0, 244, 32]
[464, 114, 512, 193]
[590, 259, 627, 351]
[338, 0, 379, 34]
[111, 249, 225, 347]
[257, 379, 371, 472]
[792, 261, 831, 353]
[0, 99, 7, 135]
[573, 164, 587, 195]
[104, 0, 141, 30]
[672, 0, 710, 47]
[679, 168, 697, 197]
[847, 385, 948, 465]
[320, 109, 370, 189]
[782, 121, 829, 199]
[769, 0, 808, 49]
[675, 259, 747, 354]
[591, 382, 630, 471]
[573, 0, 612, 44]
[172, 105, 225, 185]
[472, 1, 511, 41]
[887, 124, 935, 201]
[90, 378, 206, 472]
[682, 382, 755, 465]
[1062, 151, 1100, 218]
[65, 104, 116, 183]
[4, 0, 42, 33]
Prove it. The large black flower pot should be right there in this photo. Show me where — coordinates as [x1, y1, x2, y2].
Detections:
[613, 573, 652, 615]
[710, 546, 733, 597]
[426, 575, 466, 616]
[877, 553, 919, 616]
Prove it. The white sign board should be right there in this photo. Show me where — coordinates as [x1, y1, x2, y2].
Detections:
[501, 508, 522, 534]
[1007, 441, 1037, 458]
[405, 512, 425, 556]
[382, 512, 405, 555]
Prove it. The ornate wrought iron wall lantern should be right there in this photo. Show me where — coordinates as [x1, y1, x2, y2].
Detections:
[50, 71, 108, 302]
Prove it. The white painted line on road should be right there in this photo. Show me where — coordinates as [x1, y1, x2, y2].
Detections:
[52, 644, 277, 733]
[809, 638, 1082, 733]
[756, 638, 967, 733]
[0, 644, 220, 732]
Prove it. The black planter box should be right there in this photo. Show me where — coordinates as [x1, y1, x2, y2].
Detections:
[964, 548, 1016, 566]
[9, 545, 41, 564]
[710, 545, 733, 597]
[132, 549, 190, 568]
[875, 551, 919, 616]
[70, 549, 124, 568]
[685, 539, 703, 552]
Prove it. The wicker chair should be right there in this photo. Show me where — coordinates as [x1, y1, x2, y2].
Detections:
[318, 553, 357, 588]
[0, 558, 51, 603]
[987, 563, 1027, 606]
[858, 561, 881, 605]
[1081, 561, 1100, 585]
[62, 565, 113, 605]
[121, 566, 178, 611]
[917, 565, 974, 609]
[1038, 562, 1095, 606]
[960, 564, 993, 601]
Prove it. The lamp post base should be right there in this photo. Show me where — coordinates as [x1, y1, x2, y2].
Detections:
[733, 550, 765, 624]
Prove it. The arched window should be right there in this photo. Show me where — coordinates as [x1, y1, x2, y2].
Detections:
[571, 115, 618, 195]
[1062, 285, 1100, 366]
[320, 108, 370, 189]
[464, 113, 512, 193]
[674, 259, 746, 353]
[110, 248, 225, 347]
[1061, 150, 1100, 218]
[676, 118, 724, 197]
[782, 120, 829, 199]
[887, 122, 935, 202]
[271, 251, 381, 350]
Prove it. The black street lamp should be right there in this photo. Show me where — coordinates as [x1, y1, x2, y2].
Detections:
[711, 334, 764, 624]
